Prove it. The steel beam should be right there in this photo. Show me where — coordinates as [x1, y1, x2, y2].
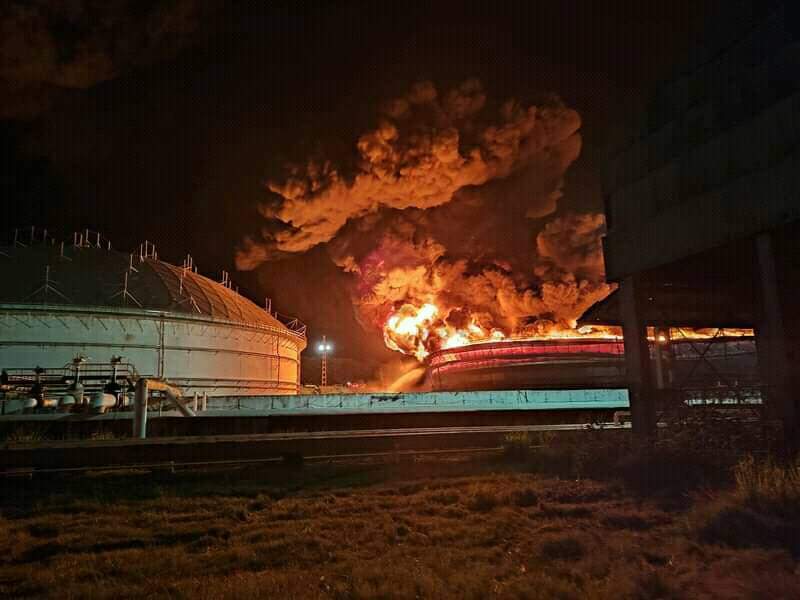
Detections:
[754, 233, 795, 445]
[620, 276, 656, 437]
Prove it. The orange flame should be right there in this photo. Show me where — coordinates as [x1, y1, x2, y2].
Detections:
[383, 303, 754, 361]
[383, 302, 511, 360]
[383, 302, 621, 361]
[383, 303, 440, 361]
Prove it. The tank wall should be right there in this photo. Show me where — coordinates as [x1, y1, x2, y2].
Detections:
[277, 339, 300, 384]
[429, 361, 626, 391]
[0, 307, 303, 396]
[427, 338, 758, 392]
[163, 322, 301, 395]
[0, 310, 161, 376]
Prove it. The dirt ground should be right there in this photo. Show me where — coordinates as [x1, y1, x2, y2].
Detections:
[0, 453, 798, 600]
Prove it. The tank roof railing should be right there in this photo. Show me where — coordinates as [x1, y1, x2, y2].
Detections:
[138, 240, 158, 261]
[14, 226, 49, 248]
[5, 226, 58, 249]
[1, 227, 112, 250]
[263, 299, 306, 337]
[73, 229, 111, 250]
[274, 312, 307, 337]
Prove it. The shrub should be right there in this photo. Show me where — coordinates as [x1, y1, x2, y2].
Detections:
[734, 455, 800, 518]
[502, 432, 532, 461]
[467, 491, 498, 513]
[612, 444, 728, 497]
[526, 444, 584, 478]
[695, 503, 800, 555]
[690, 456, 800, 555]
[525, 431, 626, 480]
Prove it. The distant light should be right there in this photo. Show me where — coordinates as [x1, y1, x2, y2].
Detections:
[317, 342, 333, 353]
[317, 344, 325, 352]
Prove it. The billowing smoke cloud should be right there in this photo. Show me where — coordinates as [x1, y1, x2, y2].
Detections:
[0, 1, 218, 119]
[534, 212, 607, 282]
[237, 79, 581, 263]
[238, 80, 613, 360]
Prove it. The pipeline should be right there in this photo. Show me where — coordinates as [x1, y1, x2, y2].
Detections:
[133, 378, 193, 439]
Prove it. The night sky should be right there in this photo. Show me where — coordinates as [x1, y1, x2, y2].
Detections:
[1, 1, 721, 379]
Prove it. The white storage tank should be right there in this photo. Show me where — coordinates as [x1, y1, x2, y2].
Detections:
[0, 234, 306, 396]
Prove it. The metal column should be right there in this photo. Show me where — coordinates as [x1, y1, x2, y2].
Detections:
[620, 275, 655, 437]
[653, 327, 669, 390]
[133, 379, 148, 439]
[754, 233, 795, 445]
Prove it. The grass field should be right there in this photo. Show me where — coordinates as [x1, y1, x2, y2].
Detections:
[1, 441, 799, 600]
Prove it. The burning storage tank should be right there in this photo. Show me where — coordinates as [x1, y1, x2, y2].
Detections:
[426, 333, 757, 392]
[427, 338, 626, 391]
[0, 231, 306, 396]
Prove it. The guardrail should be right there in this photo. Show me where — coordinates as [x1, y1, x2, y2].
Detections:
[274, 312, 307, 336]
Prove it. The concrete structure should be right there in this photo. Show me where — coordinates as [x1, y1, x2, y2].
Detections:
[0, 231, 306, 396]
[597, 1, 800, 441]
[0, 388, 631, 418]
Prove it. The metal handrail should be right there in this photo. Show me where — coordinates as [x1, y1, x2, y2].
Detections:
[274, 312, 307, 336]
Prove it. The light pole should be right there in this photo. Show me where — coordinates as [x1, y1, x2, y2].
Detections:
[317, 336, 333, 387]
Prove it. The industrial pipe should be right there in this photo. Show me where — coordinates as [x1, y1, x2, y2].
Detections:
[133, 378, 193, 439]
[143, 379, 193, 416]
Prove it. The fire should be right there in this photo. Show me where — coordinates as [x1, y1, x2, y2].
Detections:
[383, 301, 620, 361]
[383, 303, 754, 361]
[383, 303, 441, 361]
[384, 302, 510, 360]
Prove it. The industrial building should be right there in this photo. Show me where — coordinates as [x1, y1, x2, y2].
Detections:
[594, 1, 800, 440]
[0, 230, 307, 399]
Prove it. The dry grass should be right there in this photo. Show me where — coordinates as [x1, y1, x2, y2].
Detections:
[0, 452, 798, 599]
[691, 455, 800, 557]
[501, 432, 533, 461]
[733, 455, 800, 516]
